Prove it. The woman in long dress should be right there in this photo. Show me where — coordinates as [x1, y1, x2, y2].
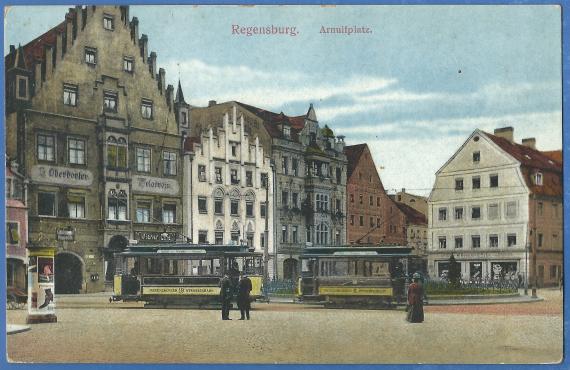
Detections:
[407, 273, 424, 323]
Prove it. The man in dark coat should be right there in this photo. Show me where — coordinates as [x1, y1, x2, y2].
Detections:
[220, 273, 233, 320]
[406, 273, 425, 323]
[237, 273, 253, 320]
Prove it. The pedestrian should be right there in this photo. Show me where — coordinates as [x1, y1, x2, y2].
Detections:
[237, 273, 253, 320]
[406, 272, 424, 323]
[220, 273, 233, 320]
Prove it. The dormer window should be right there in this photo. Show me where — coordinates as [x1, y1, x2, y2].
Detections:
[534, 172, 543, 186]
[85, 47, 97, 65]
[103, 14, 114, 30]
[283, 126, 291, 139]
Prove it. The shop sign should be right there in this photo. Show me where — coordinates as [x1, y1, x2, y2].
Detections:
[56, 229, 74, 241]
[132, 175, 179, 195]
[134, 231, 177, 243]
[31, 165, 93, 186]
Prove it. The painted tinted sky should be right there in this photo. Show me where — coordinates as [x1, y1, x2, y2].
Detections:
[4, 5, 562, 195]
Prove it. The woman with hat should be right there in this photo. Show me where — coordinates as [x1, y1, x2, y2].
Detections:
[406, 272, 425, 323]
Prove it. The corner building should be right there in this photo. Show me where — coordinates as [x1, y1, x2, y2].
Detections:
[5, 6, 184, 293]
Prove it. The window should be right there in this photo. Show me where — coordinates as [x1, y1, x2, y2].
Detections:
[538, 233, 543, 247]
[198, 197, 207, 214]
[292, 158, 299, 176]
[534, 172, 543, 186]
[162, 204, 176, 224]
[141, 99, 153, 119]
[180, 111, 188, 126]
[103, 14, 114, 30]
[359, 216, 364, 227]
[246, 202, 254, 217]
[438, 208, 447, 221]
[471, 206, 481, 220]
[438, 237, 447, 249]
[230, 200, 239, 216]
[282, 225, 288, 243]
[231, 144, 237, 157]
[215, 231, 224, 244]
[292, 193, 299, 208]
[455, 178, 464, 191]
[246, 171, 253, 187]
[214, 196, 223, 215]
[489, 235, 498, 248]
[350, 215, 354, 225]
[63, 84, 78, 106]
[471, 235, 481, 248]
[260, 202, 267, 218]
[490, 174, 499, 188]
[292, 226, 298, 243]
[377, 197, 380, 207]
[282, 191, 289, 207]
[350, 194, 354, 203]
[282, 157, 289, 175]
[306, 226, 312, 243]
[68, 138, 85, 165]
[67, 195, 85, 219]
[550, 265, 557, 279]
[552, 203, 559, 218]
[136, 202, 151, 222]
[370, 217, 374, 227]
[215, 167, 223, 184]
[85, 47, 97, 64]
[454, 236, 463, 249]
[283, 126, 291, 139]
[198, 231, 208, 244]
[336, 168, 341, 183]
[537, 202, 543, 216]
[38, 192, 56, 216]
[230, 169, 239, 185]
[108, 190, 127, 221]
[123, 57, 133, 72]
[473, 151, 480, 163]
[507, 234, 517, 247]
[136, 147, 151, 173]
[336, 198, 341, 212]
[369, 196, 373, 206]
[163, 151, 177, 176]
[359, 195, 363, 204]
[37, 133, 55, 162]
[488, 203, 499, 220]
[17, 76, 27, 99]
[506, 201, 517, 218]
[197, 165, 207, 182]
[316, 223, 328, 245]
[6, 222, 19, 245]
[454, 207, 463, 220]
[377, 218, 381, 227]
[316, 194, 328, 212]
[472, 176, 481, 190]
[106, 136, 127, 168]
[103, 91, 117, 112]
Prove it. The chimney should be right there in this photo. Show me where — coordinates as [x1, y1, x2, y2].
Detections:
[131, 17, 139, 44]
[35, 60, 42, 86]
[166, 84, 174, 110]
[148, 51, 157, 79]
[120, 5, 129, 25]
[493, 126, 514, 143]
[139, 34, 148, 63]
[86, 5, 94, 18]
[158, 68, 165, 94]
[75, 6, 84, 31]
[56, 31, 63, 61]
[401, 188, 406, 193]
[522, 138, 536, 150]
[66, 18, 73, 50]
[208, 100, 217, 107]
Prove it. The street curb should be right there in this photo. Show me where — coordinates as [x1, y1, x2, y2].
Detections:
[7, 324, 31, 335]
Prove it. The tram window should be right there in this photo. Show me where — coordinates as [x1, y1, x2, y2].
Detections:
[164, 259, 178, 275]
[371, 262, 389, 277]
[143, 258, 162, 275]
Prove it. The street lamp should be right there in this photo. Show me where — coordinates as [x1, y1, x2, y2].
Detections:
[524, 241, 529, 296]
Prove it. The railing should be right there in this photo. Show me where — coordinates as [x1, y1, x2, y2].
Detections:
[424, 277, 520, 295]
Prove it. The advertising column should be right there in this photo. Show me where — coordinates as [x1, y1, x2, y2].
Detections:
[26, 247, 57, 324]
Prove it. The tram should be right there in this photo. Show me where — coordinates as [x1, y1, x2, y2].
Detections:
[111, 243, 264, 307]
[297, 245, 423, 308]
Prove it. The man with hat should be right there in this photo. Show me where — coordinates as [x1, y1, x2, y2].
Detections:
[220, 273, 233, 320]
[237, 273, 253, 320]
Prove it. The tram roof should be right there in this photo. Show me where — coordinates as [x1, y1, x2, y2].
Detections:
[300, 245, 414, 257]
[116, 243, 262, 257]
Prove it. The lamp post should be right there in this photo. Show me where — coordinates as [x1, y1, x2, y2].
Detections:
[524, 241, 529, 295]
[263, 173, 270, 285]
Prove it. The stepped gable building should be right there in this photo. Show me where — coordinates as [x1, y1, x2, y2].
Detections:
[180, 94, 275, 276]
[428, 127, 562, 286]
[190, 101, 347, 280]
[5, 6, 184, 293]
[344, 144, 406, 245]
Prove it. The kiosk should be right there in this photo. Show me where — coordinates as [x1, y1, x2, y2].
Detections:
[26, 246, 57, 324]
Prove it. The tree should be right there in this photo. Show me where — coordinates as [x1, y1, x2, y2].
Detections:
[448, 253, 461, 288]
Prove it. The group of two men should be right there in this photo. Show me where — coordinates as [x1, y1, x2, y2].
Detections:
[220, 272, 252, 320]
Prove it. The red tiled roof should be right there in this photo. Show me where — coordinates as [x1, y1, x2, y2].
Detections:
[394, 202, 427, 225]
[236, 101, 305, 142]
[344, 144, 367, 179]
[542, 150, 562, 164]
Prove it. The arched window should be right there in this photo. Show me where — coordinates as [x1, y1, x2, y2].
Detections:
[107, 136, 127, 169]
[213, 188, 224, 215]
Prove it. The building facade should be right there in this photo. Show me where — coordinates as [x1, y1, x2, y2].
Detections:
[394, 202, 428, 259]
[345, 144, 406, 245]
[182, 100, 275, 276]
[392, 189, 428, 216]
[427, 127, 563, 286]
[6, 159, 28, 292]
[5, 5, 184, 293]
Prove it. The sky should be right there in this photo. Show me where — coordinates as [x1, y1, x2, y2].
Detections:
[4, 5, 562, 196]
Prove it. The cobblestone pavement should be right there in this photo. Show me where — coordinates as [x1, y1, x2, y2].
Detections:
[6, 290, 563, 364]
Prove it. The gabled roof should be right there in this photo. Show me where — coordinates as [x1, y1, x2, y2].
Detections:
[482, 131, 562, 173]
[542, 150, 562, 165]
[344, 144, 367, 179]
[394, 202, 427, 226]
[236, 101, 306, 142]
